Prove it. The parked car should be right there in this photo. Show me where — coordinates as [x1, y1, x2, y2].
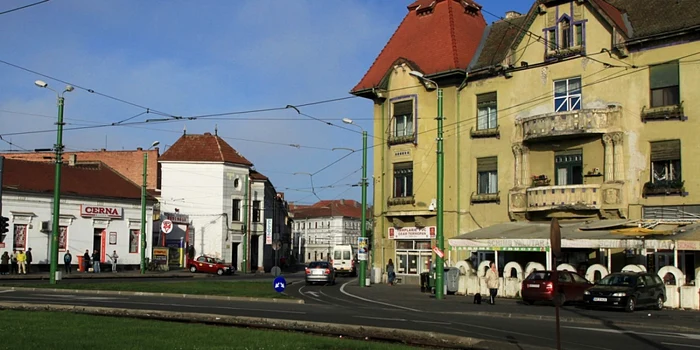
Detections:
[331, 245, 356, 276]
[583, 272, 665, 312]
[187, 255, 234, 276]
[521, 270, 593, 305]
[305, 261, 336, 285]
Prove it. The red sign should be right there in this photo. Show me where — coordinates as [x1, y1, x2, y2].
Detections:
[100, 230, 106, 263]
[161, 220, 173, 234]
[388, 226, 437, 240]
[80, 205, 123, 218]
[432, 246, 444, 258]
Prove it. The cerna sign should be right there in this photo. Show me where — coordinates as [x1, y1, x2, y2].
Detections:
[80, 205, 123, 218]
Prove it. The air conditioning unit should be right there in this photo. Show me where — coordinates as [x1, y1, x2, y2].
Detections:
[41, 221, 50, 232]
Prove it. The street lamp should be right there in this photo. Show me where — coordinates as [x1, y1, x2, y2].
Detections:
[140, 140, 159, 274]
[35, 80, 74, 285]
[342, 117, 369, 288]
[408, 70, 445, 300]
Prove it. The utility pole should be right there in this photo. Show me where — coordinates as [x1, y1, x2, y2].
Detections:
[359, 130, 368, 287]
[242, 175, 249, 274]
[140, 152, 147, 274]
[49, 95, 65, 284]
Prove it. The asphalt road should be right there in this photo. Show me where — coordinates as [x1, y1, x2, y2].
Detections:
[1, 276, 699, 350]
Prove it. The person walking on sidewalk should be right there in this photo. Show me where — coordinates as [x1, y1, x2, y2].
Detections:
[485, 261, 500, 305]
[16, 250, 27, 275]
[106, 250, 118, 273]
[91, 250, 100, 273]
[63, 250, 72, 274]
[25, 248, 33, 274]
[386, 259, 396, 286]
[83, 250, 91, 273]
[0, 252, 9, 275]
[10, 251, 17, 275]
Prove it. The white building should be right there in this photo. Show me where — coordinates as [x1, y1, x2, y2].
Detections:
[0, 159, 156, 268]
[291, 199, 366, 263]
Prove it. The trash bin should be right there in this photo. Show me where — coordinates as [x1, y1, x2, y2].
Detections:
[446, 267, 460, 294]
[420, 272, 430, 292]
[77, 256, 84, 272]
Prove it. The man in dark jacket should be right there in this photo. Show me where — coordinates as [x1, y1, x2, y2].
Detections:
[83, 250, 91, 273]
[64, 250, 72, 274]
[26, 248, 33, 273]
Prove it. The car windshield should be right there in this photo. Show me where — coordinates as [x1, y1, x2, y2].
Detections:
[597, 274, 637, 286]
[309, 262, 328, 269]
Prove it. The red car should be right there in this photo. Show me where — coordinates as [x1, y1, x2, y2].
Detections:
[521, 270, 593, 305]
[187, 255, 234, 276]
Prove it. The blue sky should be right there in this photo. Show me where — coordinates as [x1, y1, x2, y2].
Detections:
[0, 0, 531, 205]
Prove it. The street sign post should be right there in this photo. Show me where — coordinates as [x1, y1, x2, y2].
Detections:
[550, 218, 562, 350]
[273, 276, 286, 293]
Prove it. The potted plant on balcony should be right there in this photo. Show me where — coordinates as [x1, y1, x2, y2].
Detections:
[531, 174, 550, 187]
[642, 179, 685, 197]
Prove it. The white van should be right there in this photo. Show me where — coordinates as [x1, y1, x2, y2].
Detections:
[331, 245, 356, 276]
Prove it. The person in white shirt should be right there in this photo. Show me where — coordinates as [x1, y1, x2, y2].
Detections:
[107, 250, 119, 273]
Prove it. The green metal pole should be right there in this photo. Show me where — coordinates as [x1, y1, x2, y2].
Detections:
[140, 152, 147, 274]
[435, 88, 445, 300]
[359, 130, 368, 287]
[242, 176, 249, 274]
[49, 96, 65, 285]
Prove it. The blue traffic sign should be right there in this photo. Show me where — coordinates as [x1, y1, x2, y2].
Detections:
[273, 276, 286, 293]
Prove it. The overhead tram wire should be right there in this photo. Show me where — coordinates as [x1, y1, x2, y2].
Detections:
[0, 0, 50, 16]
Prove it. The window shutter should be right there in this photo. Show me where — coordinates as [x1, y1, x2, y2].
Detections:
[477, 92, 497, 106]
[477, 157, 498, 172]
[650, 61, 679, 89]
[393, 100, 413, 116]
[650, 140, 681, 161]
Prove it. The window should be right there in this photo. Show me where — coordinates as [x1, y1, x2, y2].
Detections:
[650, 140, 681, 182]
[392, 100, 414, 138]
[395, 240, 431, 275]
[560, 18, 571, 49]
[554, 77, 581, 112]
[232, 199, 241, 221]
[547, 29, 556, 50]
[12, 224, 27, 251]
[476, 92, 497, 130]
[393, 162, 413, 198]
[477, 157, 498, 194]
[571, 273, 588, 284]
[555, 150, 583, 185]
[649, 61, 680, 108]
[129, 229, 139, 253]
[252, 200, 261, 222]
[59, 226, 68, 251]
[574, 24, 583, 46]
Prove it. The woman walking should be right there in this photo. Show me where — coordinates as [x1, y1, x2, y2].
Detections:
[485, 261, 500, 305]
[386, 259, 396, 286]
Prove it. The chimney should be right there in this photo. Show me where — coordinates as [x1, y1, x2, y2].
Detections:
[68, 154, 77, 166]
[136, 147, 143, 151]
[340, 199, 345, 205]
[505, 11, 522, 19]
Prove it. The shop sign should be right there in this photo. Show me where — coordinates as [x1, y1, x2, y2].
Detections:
[453, 246, 550, 252]
[677, 240, 700, 251]
[153, 247, 169, 264]
[163, 212, 189, 224]
[80, 205, 123, 218]
[388, 226, 436, 240]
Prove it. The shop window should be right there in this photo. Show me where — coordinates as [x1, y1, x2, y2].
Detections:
[59, 226, 68, 251]
[554, 77, 581, 112]
[555, 150, 583, 185]
[252, 200, 261, 222]
[393, 162, 413, 198]
[232, 199, 241, 222]
[476, 157, 498, 194]
[390, 100, 415, 144]
[649, 61, 680, 108]
[12, 224, 27, 251]
[395, 240, 432, 275]
[129, 229, 139, 253]
[476, 92, 497, 130]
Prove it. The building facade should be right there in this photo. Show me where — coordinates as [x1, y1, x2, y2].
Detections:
[0, 159, 156, 268]
[352, 0, 700, 281]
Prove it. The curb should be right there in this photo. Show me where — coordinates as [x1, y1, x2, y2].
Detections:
[0, 303, 553, 350]
[1, 286, 305, 304]
[0, 274, 200, 281]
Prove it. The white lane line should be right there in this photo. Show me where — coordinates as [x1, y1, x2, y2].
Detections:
[412, 320, 451, 325]
[563, 326, 700, 341]
[355, 315, 408, 322]
[339, 281, 421, 312]
[297, 284, 334, 305]
[32, 294, 126, 301]
[0, 290, 15, 294]
[661, 342, 700, 349]
[318, 290, 363, 307]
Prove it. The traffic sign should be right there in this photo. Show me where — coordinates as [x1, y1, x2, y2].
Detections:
[432, 246, 444, 258]
[161, 219, 173, 234]
[273, 276, 286, 293]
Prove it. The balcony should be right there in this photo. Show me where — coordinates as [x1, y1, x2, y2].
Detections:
[509, 183, 624, 217]
[518, 107, 621, 142]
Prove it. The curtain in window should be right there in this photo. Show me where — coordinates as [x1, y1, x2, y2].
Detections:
[557, 168, 568, 186]
[477, 107, 489, 130]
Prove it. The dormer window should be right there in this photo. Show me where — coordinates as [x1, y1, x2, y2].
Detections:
[560, 19, 571, 49]
[544, 13, 586, 59]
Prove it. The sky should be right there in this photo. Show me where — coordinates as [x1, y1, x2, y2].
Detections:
[0, 0, 531, 205]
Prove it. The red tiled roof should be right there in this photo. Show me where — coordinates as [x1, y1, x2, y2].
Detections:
[2, 159, 148, 200]
[159, 132, 253, 166]
[250, 170, 268, 181]
[290, 199, 370, 219]
[351, 0, 486, 93]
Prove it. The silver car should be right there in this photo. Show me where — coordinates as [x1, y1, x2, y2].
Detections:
[305, 261, 336, 285]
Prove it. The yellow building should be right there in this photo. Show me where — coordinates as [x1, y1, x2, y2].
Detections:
[352, 0, 700, 283]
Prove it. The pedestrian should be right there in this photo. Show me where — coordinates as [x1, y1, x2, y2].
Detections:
[83, 250, 90, 273]
[485, 261, 500, 305]
[106, 250, 118, 273]
[25, 247, 33, 274]
[0, 252, 9, 275]
[10, 251, 17, 274]
[63, 250, 72, 274]
[92, 249, 100, 273]
[16, 250, 27, 275]
[386, 259, 395, 286]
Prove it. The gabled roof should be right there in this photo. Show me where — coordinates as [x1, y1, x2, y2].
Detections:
[159, 132, 253, 166]
[2, 159, 149, 201]
[468, 15, 527, 71]
[351, 0, 486, 94]
[250, 170, 269, 181]
[290, 199, 370, 219]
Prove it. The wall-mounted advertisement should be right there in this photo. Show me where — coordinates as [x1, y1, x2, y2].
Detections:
[358, 237, 368, 261]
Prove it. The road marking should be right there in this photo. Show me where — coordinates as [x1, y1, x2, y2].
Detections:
[412, 320, 451, 325]
[661, 343, 700, 349]
[563, 326, 700, 341]
[306, 291, 320, 298]
[355, 316, 407, 322]
[108, 300, 308, 315]
[297, 285, 333, 305]
[339, 281, 421, 312]
[32, 294, 125, 301]
[0, 290, 15, 294]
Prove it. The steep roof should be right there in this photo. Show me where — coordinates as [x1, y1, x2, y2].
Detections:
[468, 15, 527, 71]
[603, 0, 700, 39]
[159, 132, 253, 166]
[250, 170, 269, 181]
[2, 159, 149, 200]
[290, 199, 369, 219]
[351, 0, 487, 93]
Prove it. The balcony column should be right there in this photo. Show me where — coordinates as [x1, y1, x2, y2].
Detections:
[602, 134, 614, 182]
[612, 132, 624, 182]
[511, 144, 523, 187]
[521, 145, 531, 186]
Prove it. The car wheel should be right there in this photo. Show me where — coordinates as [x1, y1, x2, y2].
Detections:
[522, 299, 534, 305]
[217, 268, 224, 276]
[655, 296, 664, 310]
[625, 297, 636, 313]
[189, 266, 197, 273]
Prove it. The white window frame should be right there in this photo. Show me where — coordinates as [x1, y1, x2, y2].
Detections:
[554, 77, 582, 112]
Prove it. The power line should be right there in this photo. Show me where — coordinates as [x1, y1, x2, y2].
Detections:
[0, 135, 30, 151]
[0, 0, 50, 15]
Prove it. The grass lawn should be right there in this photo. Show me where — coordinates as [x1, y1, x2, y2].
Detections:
[0, 310, 416, 350]
[2, 281, 289, 299]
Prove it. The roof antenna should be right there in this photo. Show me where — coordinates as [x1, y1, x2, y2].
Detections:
[183, 125, 187, 135]
[215, 124, 218, 136]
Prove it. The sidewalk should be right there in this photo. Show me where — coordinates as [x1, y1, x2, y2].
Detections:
[0, 269, 200, 281]
[343, 282, 700, 331]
